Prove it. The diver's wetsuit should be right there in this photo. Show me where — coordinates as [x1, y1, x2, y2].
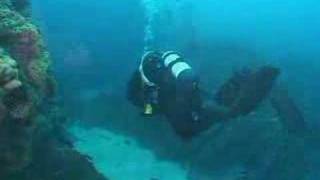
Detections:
[127, 51, 280, 139]
[160, 52, 205, 137]
[128, 51, 215, 138]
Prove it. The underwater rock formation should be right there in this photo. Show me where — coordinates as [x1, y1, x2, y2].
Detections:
[0, 53, 22, 91]
[11, 0, 30, 17]
[0, 0, 30, 17]
[0, 1, 107, 179]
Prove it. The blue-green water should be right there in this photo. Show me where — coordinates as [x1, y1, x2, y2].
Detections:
[32, 0, 319, 179]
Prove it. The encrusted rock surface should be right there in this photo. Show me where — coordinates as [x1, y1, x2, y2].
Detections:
[0, 1, 107, 179]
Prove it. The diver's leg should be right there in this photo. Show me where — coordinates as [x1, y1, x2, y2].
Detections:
[214, 65, 280, 119]
[270, 86, 307, 135]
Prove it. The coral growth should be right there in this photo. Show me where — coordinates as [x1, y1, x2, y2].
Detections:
[0, 2, 51, 94]
[11, 0, 31, 17]
[11, 29, 40, 64]
[0, 52, 22, 91]
[0, 1, 106, 179]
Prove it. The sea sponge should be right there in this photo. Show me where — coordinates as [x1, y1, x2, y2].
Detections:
[0, 55, 22, 91]
[3, 79, 22, 91]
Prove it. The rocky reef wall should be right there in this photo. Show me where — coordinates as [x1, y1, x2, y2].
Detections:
[0, 1, 106, 179]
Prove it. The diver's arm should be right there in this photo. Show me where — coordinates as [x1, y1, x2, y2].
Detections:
[127, 70, 144, 107]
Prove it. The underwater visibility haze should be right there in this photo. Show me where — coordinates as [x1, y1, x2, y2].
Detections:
[0, 0, 319, 179]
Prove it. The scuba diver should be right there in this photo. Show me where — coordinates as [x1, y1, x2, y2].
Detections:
[127, 51, 280, 139]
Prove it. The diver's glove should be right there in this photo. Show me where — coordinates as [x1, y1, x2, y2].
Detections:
[142, 103, 154, 117]
[142, 85, 159, 117]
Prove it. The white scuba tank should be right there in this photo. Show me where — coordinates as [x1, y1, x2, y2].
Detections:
[162, 51, 192, 79]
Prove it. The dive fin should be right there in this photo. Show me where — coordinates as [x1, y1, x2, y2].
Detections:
[215, 65, 280, 118]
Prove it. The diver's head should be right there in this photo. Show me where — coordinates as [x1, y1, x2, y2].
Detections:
[141, 51, 164, 84]
[143, 51, 162, 63]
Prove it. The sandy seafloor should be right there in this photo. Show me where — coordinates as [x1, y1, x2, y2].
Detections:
[69, 125, 188, 180]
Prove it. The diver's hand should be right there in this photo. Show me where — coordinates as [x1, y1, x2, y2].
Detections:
[141, 112, 154, 118]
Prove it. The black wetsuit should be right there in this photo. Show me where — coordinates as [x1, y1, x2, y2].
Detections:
[127, 51, 280, 139]
[128, 51, 214, 138]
